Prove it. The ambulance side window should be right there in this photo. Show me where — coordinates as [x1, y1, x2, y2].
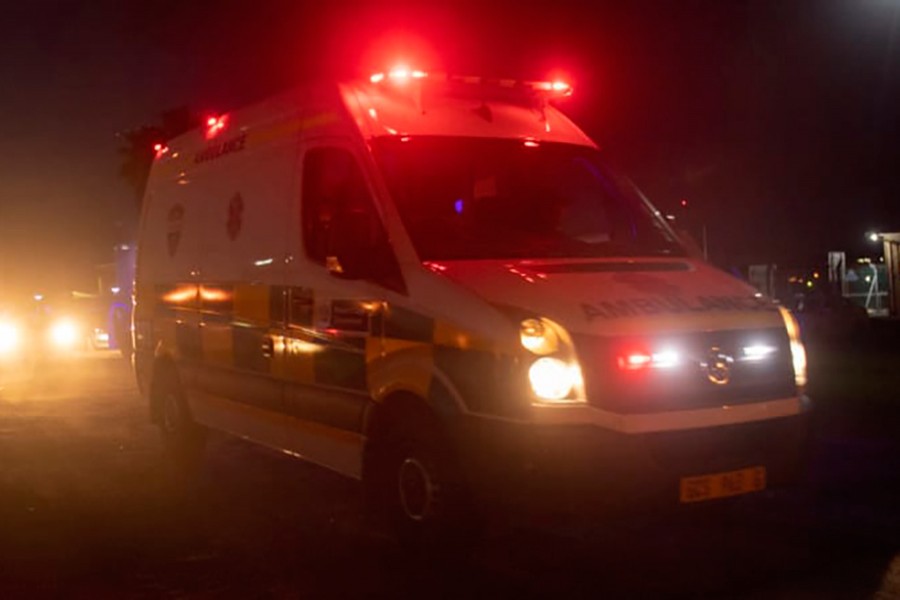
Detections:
[301, 147, 404, 290]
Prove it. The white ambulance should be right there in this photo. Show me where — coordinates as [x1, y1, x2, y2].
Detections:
[133, 68, 810, 545]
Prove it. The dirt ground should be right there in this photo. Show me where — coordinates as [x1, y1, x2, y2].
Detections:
[0, 322, 898, 598]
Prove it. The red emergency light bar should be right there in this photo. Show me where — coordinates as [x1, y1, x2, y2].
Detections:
[368, 67, 573, 100]
[445, 74, 574, 99]
[370, 68, 429, 84]
[206, 115, 227, 139]
[534, 80, 573, 96]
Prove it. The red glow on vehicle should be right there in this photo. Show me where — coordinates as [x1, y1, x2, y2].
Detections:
[206, 115, 227, 139]
[423, 261, 448, 273]
[505, 264, 543, 284]
[680, 199, 688, 207]
[617, 348, 681, 371]
[619, 352, 653, 370]
[523, 139, 540, 148]
[154, 143, 170, 158]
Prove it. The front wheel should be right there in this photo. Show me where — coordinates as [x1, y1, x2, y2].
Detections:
[368, 413, 479, 551]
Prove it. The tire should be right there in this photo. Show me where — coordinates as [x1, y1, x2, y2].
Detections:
[155, 367, 206, 471]
[368, 412, 479, 552]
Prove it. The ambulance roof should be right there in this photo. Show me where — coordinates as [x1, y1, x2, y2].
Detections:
[340, 74, 596, 147]
[151, 74, 596, 179]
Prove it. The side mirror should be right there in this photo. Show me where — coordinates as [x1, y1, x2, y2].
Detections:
[326, 211, 405, 294]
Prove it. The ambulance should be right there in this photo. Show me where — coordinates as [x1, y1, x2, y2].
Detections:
[133, 67, 810, 545]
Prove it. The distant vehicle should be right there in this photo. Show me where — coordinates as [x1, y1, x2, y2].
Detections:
[796, 290, 869, 340]
[134, 67, 811, 546]
[0, 297, 92, 375]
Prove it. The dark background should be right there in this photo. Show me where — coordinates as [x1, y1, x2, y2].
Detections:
[1, 0, 898, 293]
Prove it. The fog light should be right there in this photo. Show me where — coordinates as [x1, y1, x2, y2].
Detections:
[778, 307, 808, 387]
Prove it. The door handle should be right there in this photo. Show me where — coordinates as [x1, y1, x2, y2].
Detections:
[261, 336, 274, 358]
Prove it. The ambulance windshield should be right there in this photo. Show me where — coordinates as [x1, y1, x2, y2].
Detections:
[373, 137, 684, 261]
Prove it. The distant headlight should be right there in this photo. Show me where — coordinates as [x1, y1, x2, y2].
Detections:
[0, 321, 19, 354]
[49, 319, 80, 348]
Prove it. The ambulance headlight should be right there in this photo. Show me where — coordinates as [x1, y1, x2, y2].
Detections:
[520, 318, 559, 355]
[0, 321, 19, 354]
[528, 357, 584, 402]
[778, 306, 807, 388]
[49, 319, 80, 349]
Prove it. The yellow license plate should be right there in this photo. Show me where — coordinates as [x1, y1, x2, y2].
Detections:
[679, 466, 766, 503]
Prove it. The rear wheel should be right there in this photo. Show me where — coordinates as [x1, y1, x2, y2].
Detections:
[154, 366, 206, 471]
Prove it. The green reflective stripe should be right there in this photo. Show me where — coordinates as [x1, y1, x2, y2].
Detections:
[384, 306, 434, 342]
[288, 286, 314, 326]
[232, 325, 270, 373]
[434, 346, 525, 417]
[314, 347, 368, 391]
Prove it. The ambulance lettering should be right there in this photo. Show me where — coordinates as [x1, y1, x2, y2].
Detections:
[194, 132, 248, 164]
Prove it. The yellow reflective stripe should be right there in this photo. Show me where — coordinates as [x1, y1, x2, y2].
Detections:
[364, 337, 381, 364]
[202, 325, 234, 367]
[233, 283, 270, 324]
[374, 338, 434, 399]
[282, 335, 317, 384]
[433, 319, 511, 353]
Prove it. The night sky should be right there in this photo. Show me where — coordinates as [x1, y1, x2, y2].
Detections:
[1, 0, 898, 294]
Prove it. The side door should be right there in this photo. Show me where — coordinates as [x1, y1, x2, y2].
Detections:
[281, 140, 405, 478]
[189, 136, 297, 448]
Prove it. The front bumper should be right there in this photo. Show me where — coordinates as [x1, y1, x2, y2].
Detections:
[453, 404, 810, 519]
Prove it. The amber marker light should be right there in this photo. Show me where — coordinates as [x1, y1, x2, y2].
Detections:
[778, 306, 808, 387]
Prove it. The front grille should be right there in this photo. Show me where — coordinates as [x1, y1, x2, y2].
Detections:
[573, 328, 795, 414]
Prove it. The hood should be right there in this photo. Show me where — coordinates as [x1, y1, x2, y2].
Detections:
[425, 258, 783, 336]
